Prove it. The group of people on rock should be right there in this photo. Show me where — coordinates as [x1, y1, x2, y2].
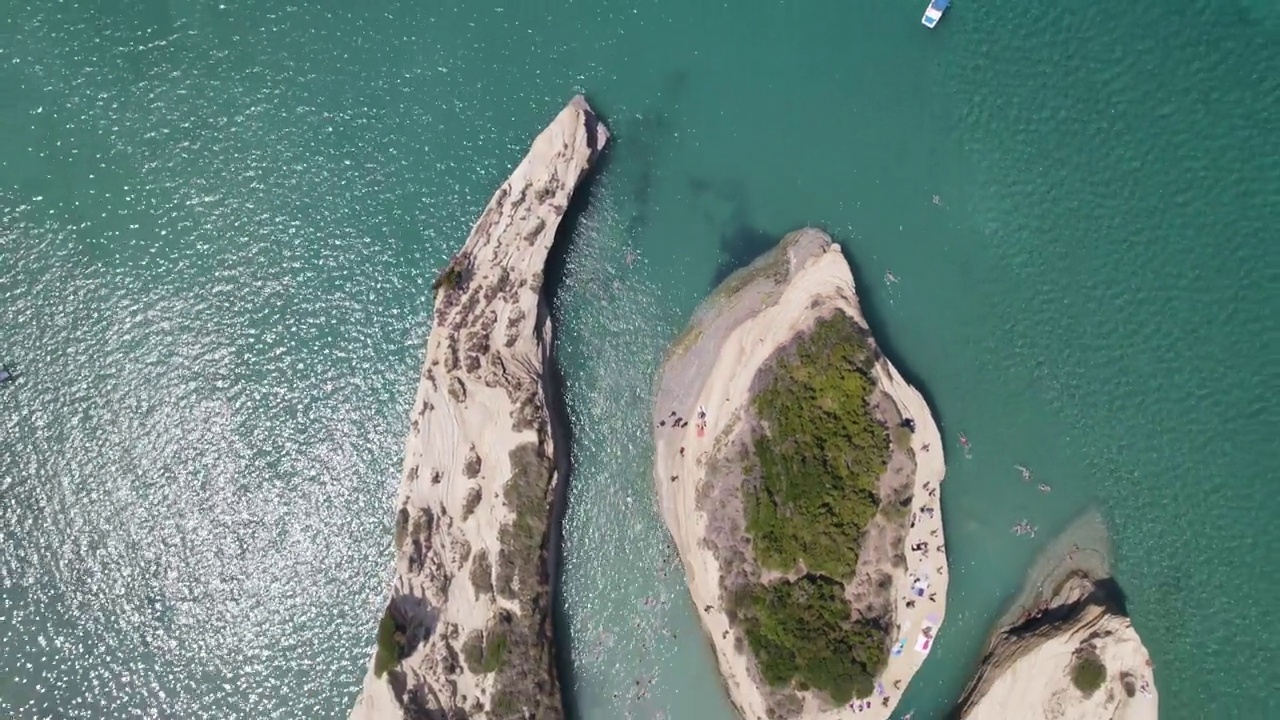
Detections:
[657, 405, 708, 431]
[659, 410, 686, 484]
[656, 410, 686, 429]
[849, 696, 892, 713]
[660, 406, 712, 484]
[909, 509, 937, 529]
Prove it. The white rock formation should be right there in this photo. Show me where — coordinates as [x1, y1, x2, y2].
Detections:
[349, 96, 607, 720]
[956, 573, 1159, 720]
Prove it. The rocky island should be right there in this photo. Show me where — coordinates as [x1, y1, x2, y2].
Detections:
[653, 229, 947, 720]
[349, 96, 607, 720]
[953, 512, 1159, 720]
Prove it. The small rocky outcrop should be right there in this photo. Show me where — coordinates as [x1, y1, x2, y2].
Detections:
[952, 571, 1159, 720]
[349, 96, 607, 720]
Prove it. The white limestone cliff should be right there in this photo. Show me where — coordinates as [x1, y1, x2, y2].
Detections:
[350, 96, 607, 720]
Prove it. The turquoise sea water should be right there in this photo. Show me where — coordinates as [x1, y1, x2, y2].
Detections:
[1, 1, 1277, 719]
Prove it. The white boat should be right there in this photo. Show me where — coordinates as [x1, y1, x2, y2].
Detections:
[922, 0, 950, 28]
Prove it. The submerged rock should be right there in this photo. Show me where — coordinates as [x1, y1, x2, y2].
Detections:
[349, 96, 607, 720]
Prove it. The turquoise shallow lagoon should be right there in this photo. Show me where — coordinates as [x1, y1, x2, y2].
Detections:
[1, 1, 1277, 719]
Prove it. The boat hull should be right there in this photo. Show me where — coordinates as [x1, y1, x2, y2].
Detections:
[921, 0, 949, 27]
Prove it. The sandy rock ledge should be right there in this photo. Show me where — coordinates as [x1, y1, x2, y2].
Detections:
[349, 96, 607, 720]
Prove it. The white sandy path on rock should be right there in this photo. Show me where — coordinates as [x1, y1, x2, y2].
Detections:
[654, 239, 947, 720]
[963, 617, 1158, 720]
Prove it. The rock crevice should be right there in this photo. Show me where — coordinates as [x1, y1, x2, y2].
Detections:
[953, 571, 1159, 720]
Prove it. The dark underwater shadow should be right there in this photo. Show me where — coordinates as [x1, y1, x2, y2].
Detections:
[710, 222, 779, 291]
[617, 70, 689, 242]
[1093, 576, 1130, 617]
[687, 176, 780, 292]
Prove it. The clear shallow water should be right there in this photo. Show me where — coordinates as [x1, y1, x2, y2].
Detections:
[1, 1, 1277, 719]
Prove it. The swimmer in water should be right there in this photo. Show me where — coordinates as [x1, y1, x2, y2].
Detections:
[885, 270, 900, 285]
[1012, 519, 1038, 537]
[1015, 464, 1032, 481]
[1038, 483, 1052, 493]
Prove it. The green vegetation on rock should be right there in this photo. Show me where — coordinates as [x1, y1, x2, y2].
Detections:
[486, 443, 562, 718]
[490, 612, 559, 718]
[890, 426, 913, 453]
[393, 505, 410, 550]
[372, 608, 406, 678]
[727, 313, 893, 704]
[496, 442, 552, 599]
[461, 487, 483, 521]
[470, 549, 494, 596]
[1071, 652, 1107, 695]
[738, 575, 886, 704]
[746, 314, 887, 578]
[432, 253, 469, 292]
[462, 627, 509, 675]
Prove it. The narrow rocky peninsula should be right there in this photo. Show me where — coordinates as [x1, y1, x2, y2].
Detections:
[653, 229, 946, 720]
[349, 96, 607, 720]
[953, 516, 1159, 720]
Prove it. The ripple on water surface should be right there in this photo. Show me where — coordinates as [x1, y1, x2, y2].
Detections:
[4, 1, 1279, 719]
[550, 183, 740, 720]
[0, 4, 482, 717]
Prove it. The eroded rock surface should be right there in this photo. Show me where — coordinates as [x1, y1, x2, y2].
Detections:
[349, 96, 607, 720]
[954, 572, 1159, 720]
